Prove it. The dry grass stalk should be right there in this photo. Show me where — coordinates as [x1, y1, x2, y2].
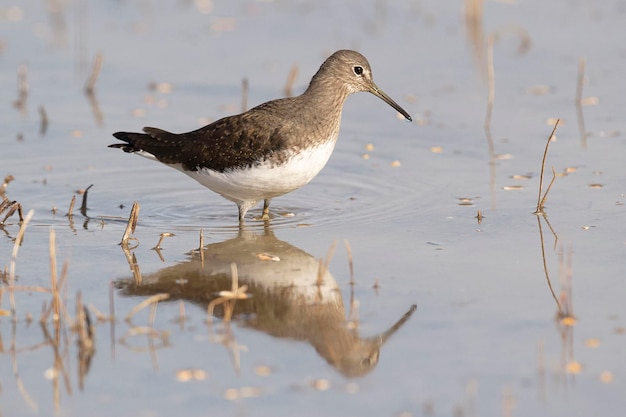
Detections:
[14, 63, 28, 115]
[125, 293, 170, 323]
[284, 64, 299, 97]
[199, 228, 205, 268]
[475, 209, 483, 224]
[502, 385, 516, 417]
[8, 210, 35, 316]
[557, 245, 574, 320]
[109, 280, 116, 359]
[49, 228, 59, 320]
[575, 57, 587, 148]
[84, 52, 103, 95]
[1, 198, 23, 224]
[66, 195, 76, 217]
[75, 292, 95, 390]
[152, 232, 174, 250]
[121, 244, 142, 284]
[535, 119, 560, 214]
[241, 77, 249, 113]
[344, 239, 354, 285]
[121, 201, 140, 245]
[317, 240, 337, 286]
[177, 301, 186, 329]
[39, 106, 48, 136]
[79, 184, 93, 216]
[87, 304, 110, 322]
[207, 263, 250, 324]
[484, 34, 495, 130]
[1, 174, 15, 196]
[536, 216, 562, 313]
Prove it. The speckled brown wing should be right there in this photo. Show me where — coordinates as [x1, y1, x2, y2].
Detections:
[110, 111, 290, 173]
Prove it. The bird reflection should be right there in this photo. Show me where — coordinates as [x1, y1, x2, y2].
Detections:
[116, 226, 416, 378]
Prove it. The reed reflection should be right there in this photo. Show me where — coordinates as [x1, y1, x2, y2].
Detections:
[116, 226, 416, 378]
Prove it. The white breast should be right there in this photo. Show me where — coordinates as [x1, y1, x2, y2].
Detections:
[172, 139, 337, 203]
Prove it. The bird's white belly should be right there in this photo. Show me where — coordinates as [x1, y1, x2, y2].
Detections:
[173, 140, 337, 203]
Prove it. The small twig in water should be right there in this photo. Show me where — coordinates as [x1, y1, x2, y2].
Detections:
[8, 210, 35, 317]
[535, 119, 560, 215]
[125, 293, 170, 323]
[152, 232, 174, 250]
[121, 201, 140, 245]
[484, 34, 495, 130]
[575, 57, 587, 148]
[39, 106, 48, 136]
[1, 175, 15, 196]
[14, 64, 28, 115]
[317, 241, 337, 286]
[344, 240, 354, 285]
[199, 228, 205, 267]
[66, 195, 76, 217]
[79, 184, 93, 216]
[207, 263, 250, 324]
[84, 52, 103, 95]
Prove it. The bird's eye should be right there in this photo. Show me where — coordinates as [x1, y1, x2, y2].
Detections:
[353, 66, 364, 76]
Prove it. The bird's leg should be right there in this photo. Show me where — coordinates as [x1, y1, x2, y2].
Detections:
[238, 206, 246, 224]
[261, 199, 271, 220]
[238, 200, 259, 223]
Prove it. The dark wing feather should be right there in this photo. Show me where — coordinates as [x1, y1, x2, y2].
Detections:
[110, 107, 294, 172]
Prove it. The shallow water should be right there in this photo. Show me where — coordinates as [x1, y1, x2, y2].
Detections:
[1, 1, 626, 416]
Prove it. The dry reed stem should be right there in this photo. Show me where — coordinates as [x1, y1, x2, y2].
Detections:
[484, 34, 495, 130]
[241, 78, 249, 113]
[49, 228, 59, 321]
[284, 64, 299, 97]
[344, 240, 354, 285]
[178, 301, 186, 329]
[149, 300, 159, 328]
[66, 195, 76, 217]
[535, 119, 560, 214]
[502, 385, 516, 417]
[125, 293, 169, 322]
[0, 199, 23, 224]
[87, 304, 110, 322]
[121, 244, 142, 284]
[1, 175, 15, 197]
[557, 245, 574, 319]
[152, 232, 173, 250]
[79, 184, 93, 216]
[10, 321, 40, 412]
[0, 286, 53, 296]
[8, 210, 35, 317]
[536, 216, 562, 314]
[75, 292, 95, 389]
[86, 87, 104, 126]
[575, 57, 587, 148]
[1, 175, 15, 195]
[84, 52, 103, 94]
[121, 201, 140, 245]
[14, 63, 28, 114]
[199, 228, 205, 268]
[476, 209, 483, 224]
[538, 167, 558, 210]
[317, 240, 337, 286]
[39, 106, 48, 136]
[207, 263, 250, 324]
[14, 364, 39, 412]
[109, 280, 116, 359]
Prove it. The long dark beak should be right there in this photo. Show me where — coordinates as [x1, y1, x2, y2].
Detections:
[369, 82, 412, 122]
